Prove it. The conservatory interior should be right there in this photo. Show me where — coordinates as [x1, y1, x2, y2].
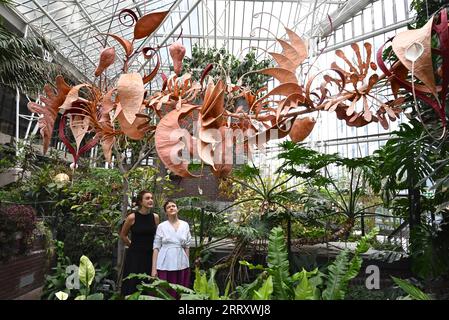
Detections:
[0, 0, 448, 301]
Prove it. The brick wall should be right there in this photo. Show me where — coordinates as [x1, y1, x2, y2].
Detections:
[0, 250, 48, 300]
[169, 167, 233, 202]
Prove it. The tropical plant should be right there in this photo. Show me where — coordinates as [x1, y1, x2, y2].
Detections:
[0, 23, 71, 93]
[278, 142, 382, 243]
[0, 143, 16, 173]
[409, 222, 449, 279]
[124, 226, 377, 300]
[211, 226, 379, 300]
[53, 254, 115, 300]
[182, 44, 272, 93]
[392, 276, 432, 300]
[374, 120, 437, 218]
[1, 159, 124, 264]
[53, 167, 122, 263]
[214, 162, 306, 288]
[410, 0, 448, 29]
[41, 241, 72, 300]
[374, 120, 449, 279]
[239, 227, 378, 300]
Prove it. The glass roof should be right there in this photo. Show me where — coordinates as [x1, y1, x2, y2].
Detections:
[12, 0, 348, 85]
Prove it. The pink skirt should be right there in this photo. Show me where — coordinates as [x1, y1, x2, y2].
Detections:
[157, 268, 191, 299]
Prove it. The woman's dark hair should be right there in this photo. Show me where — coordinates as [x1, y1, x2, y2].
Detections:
[136, 190, 152, 207]
[163, 199, 176, 212]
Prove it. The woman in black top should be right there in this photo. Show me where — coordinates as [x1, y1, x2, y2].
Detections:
[120, 190, 159, 296]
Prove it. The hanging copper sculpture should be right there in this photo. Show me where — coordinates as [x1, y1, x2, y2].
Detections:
[28, 9, 448, 177]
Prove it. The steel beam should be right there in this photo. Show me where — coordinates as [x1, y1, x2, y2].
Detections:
[307, 0, 375, 38]
[134, 0, 203, 74]
[0, 3, 89, 82]
[29, 0, 97, 69]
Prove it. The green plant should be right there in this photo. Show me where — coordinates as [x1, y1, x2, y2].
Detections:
[410, 0, 448, 29]
[278, 142, 382, 242]
[409, 222, 449, 279]
[55, 255, 105, 300]
[43, 246, 115, 300]
[41, 241, 71, 300]
[128, 227, 378, 300]
[182, 44, 272, 93]
[238, 226, 379, 300]
[52, 167, 122, 263]
[213, 162, 307, 289]
[0, 143, 16, 173]
[0, 23, 72, 93]
[392, 276, 432, 300]
[34, 220, 54, 262]
[374, 120, 449, 279]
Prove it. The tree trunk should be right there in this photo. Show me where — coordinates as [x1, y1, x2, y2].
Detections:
[361, 212, 365, 236]
[407, 172, 421, 231]
[116, 175, 129, 292]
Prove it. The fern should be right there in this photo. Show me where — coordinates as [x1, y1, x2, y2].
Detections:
[323, 228, 378, 300]
[207, 268, 220, 300]
[294, 269, 318, 300]
[267, 227, 291, 299]
[193, 268, 208, 294]
[392, 277, 431, 300]
[322, 250, 350, 300]
[253, 276, 273, 300]
[235, 273, 267, 300]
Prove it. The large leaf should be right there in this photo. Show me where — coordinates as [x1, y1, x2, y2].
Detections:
[27, 76, 71, 154]
[117, 72, 145, 124]
[78, 255, 95, 288]
[391, 17, 436, 95]
[392, 277, 431, 300]
[134, 11, 169, 40]
[267, 227, 291, 299]
[343, 227, 378, 284]
[86, 293, 104, 300]
[207, 268, 220, 300]
[55, 291, 68, 300]
[154, 105, 199, 177]
[193, 268, 208, 294]
[322, 250, 350, 300]
[253, 276, 273, 300]
[294, 269, 316, 300]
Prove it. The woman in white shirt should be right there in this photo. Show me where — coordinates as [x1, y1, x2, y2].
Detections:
[152, 200, 191, 298]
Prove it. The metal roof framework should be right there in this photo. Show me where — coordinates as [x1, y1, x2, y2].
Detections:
[9, 0, 353, 86]
[3, 0, 416, 162]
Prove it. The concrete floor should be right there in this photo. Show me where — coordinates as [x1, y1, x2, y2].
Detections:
[14, 286, 43, 300]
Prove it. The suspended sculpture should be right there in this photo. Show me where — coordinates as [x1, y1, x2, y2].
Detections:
[28, 8, 448, 178]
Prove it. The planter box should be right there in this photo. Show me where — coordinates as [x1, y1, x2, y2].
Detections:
[0, 168, 22, 188]
[0, 232, 49, 301]
[0, 249, 48, 300]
